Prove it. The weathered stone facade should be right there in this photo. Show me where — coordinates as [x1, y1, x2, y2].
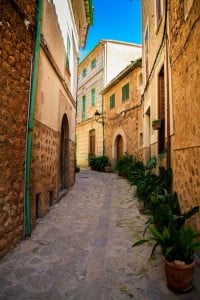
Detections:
[103, 60, 143, 165]
[76, 40, 142, 167]
[141, 0, 200, 229]
[141, 0, 173, 166]
[0, 0, 36, 258]
[169, 0, 200, 229]
[31, 121, 59, 222]
[0, 0, 92, 258]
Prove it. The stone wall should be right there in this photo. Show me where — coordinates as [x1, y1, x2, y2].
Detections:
[104, 63, 143, 164]
[31, 120, 59, 226]
[169, 0, 200, 228]
[0, 0, 36, 258]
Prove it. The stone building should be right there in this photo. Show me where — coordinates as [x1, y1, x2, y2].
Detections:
[141, 0, 173, 167]
[141, 0, 200, 228]
[0, 0, 92, 258]
[0, 0, 36, 258]
[76, 40, 141, 167]
[102, 59, 143, 165]
[169, 0, 200, 229]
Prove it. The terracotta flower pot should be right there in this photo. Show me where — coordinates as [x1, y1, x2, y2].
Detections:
[163, 257, 195, 292]
[152, 121, 161, 130]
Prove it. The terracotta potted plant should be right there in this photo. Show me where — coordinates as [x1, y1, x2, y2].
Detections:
[152, 119, 161, 130]
[133, 206, 200, 292]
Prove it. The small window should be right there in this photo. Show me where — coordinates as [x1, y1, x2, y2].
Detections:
[110, 93, 115, 109]
[140, 133, 143, 146]
[82, 68, 87, 78]
[82, 95, 86, 120]
[91, 88, 96, 106]
[144, 26, 149, 80]
[91, 58, 96, 69]
[122, 83, 129, 101]
[66, 34, 70, 67]
[155, 0, 162, 26]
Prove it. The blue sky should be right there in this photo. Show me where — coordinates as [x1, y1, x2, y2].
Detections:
[80, 0, 142, 61]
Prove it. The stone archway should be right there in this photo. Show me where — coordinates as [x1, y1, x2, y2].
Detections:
[112, 129, 127, 163]
[59, 114, 69, 191]
[116, 135, 123, 161]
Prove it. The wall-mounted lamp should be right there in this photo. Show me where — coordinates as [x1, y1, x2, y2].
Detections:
[94, 110, 105, 125]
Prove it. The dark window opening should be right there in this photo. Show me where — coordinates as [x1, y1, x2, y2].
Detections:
[49, 191, 54, 207]
[36, 193, 41, 219]
[158, 66, 165, 154]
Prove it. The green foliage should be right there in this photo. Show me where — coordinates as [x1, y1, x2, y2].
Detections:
[89, 155, 109, 172]
[143, 191, 180, 234]
[133, 206, 200, 264]
[115, 154, 172, 207]
[134, 163, 172, 207]
[115, 153, 139, 179]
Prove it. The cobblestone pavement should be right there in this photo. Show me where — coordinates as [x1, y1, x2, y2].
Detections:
[0, 169, 200, 300]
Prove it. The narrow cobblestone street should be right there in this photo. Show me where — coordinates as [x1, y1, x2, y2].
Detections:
[0, 170, 200, 300]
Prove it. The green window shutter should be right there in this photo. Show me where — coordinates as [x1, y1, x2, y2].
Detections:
[82, 68, 87, 77]
[91, 88, 96, 106]
[122, 83, 129, 101]
[82, 95, 86, 120]
[110, 94, 115, 109]
[66, 35, 70, 67]
[91, 58, 96, 69]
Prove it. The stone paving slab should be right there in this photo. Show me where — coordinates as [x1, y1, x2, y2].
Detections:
[0, 169, 200, 300]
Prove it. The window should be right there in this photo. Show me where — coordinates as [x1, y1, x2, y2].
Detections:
[122, 83, 129, 101]
[82, 95, 86, 120]
[144, 26, 149, 80]
[66, 34, 70, 67]
[110, 93, 115, 109]
[155, 0, 161, 26]
[158, 66, 165, 154]
[91, 58, 96, 69]
[91, 88, 96, 106]
[82, 68, 87, 78]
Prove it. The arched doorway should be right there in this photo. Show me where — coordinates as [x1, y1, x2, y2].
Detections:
[116, 135, 123, 160]
[59, 114, 69, 191]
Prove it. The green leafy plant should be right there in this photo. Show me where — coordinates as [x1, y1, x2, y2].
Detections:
[152, 119, 161, 124]
[115, 153, 137, 179]
[143, 191, 180, 235]
[133, 206, 200, 264]
[89, 155, 109, 172]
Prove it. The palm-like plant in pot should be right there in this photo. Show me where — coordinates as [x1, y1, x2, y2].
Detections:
[133, 206, 200, 292]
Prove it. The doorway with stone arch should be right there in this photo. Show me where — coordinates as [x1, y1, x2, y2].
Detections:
[59, 114, 69, 191]
[116, 135, 123, 161]
[112, 129, 127, 164]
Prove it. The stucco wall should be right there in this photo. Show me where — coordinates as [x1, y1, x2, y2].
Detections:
[105, 41, 142, 84]
[31, 0, 76, 226]
[76, 44, 104, 167]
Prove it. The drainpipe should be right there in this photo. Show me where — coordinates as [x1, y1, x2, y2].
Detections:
[25, 0, 43, 236]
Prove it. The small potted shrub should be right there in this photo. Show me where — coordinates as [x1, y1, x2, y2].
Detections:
[133, 206, 200, 292]
[152, 119, 161, 130]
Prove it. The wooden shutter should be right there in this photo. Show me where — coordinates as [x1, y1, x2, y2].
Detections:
[158, 70, 165, 119]
[158, 67, 165, 153]
[89, 130, 95, 156]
